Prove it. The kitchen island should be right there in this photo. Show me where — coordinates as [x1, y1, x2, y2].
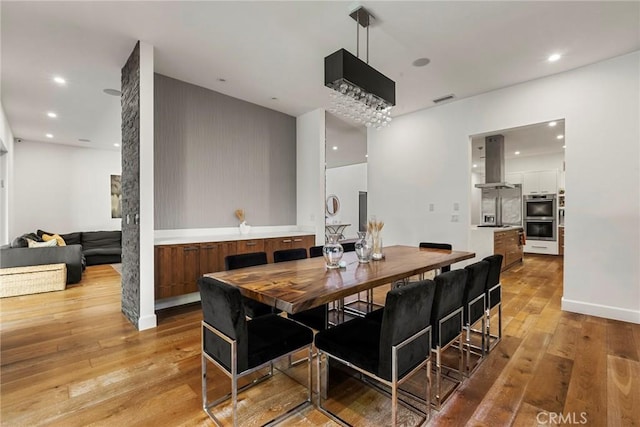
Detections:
[470, 225, 524, 271]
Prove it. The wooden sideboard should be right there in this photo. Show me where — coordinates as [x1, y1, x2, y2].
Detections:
[154, 234, 315, 300]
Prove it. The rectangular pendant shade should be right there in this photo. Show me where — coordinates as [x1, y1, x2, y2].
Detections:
[324, 48, 396, 106]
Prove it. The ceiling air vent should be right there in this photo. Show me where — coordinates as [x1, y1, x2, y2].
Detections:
[432, 94, 455, 104]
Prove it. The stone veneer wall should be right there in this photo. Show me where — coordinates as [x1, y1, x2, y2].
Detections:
[120, 42, 141, 327]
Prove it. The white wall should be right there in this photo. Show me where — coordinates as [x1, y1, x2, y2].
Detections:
[326, 163, 367, 239]
[369, 51, 639, 323]
[0, 102, 14, 245]
[138, 41, 157, 331]
[12, 141, 121, 235]
[296, 109, 325, 245]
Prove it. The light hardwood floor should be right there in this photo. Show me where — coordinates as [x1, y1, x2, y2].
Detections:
[1, 255, 638, 426]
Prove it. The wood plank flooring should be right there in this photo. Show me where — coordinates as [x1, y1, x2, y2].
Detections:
[1, 255, 639, 426]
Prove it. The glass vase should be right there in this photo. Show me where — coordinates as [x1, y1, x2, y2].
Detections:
[371, 231, 383, 260]
[354, 231, 373, 263]
[323, 233, 344, 269]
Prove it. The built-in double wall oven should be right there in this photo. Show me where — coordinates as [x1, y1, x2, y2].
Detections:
[524, 194, 556, 241]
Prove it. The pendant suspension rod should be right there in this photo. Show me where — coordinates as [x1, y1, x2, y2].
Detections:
[366, 25, 369, 64]
[356, 13, 360, 58]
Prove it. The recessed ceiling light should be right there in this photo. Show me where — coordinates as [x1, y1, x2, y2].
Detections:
[365, 154, 368, 158]
[103, 88, 121, 96]
[78, 138, 91, 143]
[548, 53, 562, 62]
[412, 57, 431, 67]
[562, 145, 566, 149]
[332, 146, 338, 151]
[514, 151, 520, 155]
[46, 133, 53, 138]
[472, 164, 477, 168]
[53, 76, 66, 85]
[47, 112, 57, 118]
[114, 143, 120, 147]
[557, 135, 564, 140]
[548, 121, 557, 127]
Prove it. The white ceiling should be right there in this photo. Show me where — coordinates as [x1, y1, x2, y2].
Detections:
[2, 2, 639, 152]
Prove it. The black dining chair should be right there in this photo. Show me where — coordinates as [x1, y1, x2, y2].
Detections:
[273, 248, 328, 331]
[462, 260, 490, 376]
[309, 245, 324, 258]
[483, 254, 504, 352]
[315, 279, 436, 426]
[419, 242, 453, 274]
[273, 248, 308, 263]
[430, 268, 467, 409]
[224, 252, 275, 318]
[198, 277, 313, 426]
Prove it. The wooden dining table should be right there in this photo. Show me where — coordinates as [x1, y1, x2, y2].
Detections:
[205, 245, 475, 314]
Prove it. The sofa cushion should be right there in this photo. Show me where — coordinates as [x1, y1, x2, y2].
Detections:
[42, 233, 66, 246]
[61, 232, 82, 246]
[83, 247, 121, 257]
[82, 231, 121, 250]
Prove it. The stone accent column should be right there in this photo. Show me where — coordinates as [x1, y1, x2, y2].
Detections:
[121, 42, 141, 327]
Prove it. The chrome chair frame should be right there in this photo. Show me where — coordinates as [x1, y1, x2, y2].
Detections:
[486, 282, 502, 352]
[201, 321, 312, 427]
[463, 293, 486, 376]
[432, 306, 464, 410]
[317, 326, 432, 427]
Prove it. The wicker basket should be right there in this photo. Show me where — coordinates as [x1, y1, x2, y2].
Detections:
[0, 263, 67, 298]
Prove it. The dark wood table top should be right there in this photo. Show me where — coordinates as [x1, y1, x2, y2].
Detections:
[205, 245, 475, 314]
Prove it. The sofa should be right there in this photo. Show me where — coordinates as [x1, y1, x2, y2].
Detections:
[1, 244, 84, 284]
[1, 230, 122, 284]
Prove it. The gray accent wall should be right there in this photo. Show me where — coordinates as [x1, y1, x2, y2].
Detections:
[154, 74, 296, 229]
[121, 42, 141, 327]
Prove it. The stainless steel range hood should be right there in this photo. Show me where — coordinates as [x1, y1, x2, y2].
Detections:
[474, 134, 514, 189]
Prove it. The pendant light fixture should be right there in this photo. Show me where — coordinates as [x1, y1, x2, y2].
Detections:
[324, 6, 395, 129]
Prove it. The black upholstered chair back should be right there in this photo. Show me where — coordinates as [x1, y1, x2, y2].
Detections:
[463, 260, 490, 324]
[378, 279, 436, 380]
[342, 242, 356, 252]
[483, 254, 503, 308]
[483, 254, 503, 289]
[309, 245, 324, 258]
[431, 269, 467, 346]
[198, 277, 249, 372]
[225, 252, 268, 270]
[419, 242, 453, 272]
[273, 248, 307, 263]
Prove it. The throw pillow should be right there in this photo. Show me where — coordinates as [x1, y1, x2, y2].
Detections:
[26, 238, 58, 248]
[37, 229, 55, 238]
[11, 233, 42, 248]
[42, 233, 66, 247]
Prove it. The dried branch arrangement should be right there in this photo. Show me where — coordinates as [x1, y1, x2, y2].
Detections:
[367, 219, 384, 233]
[234, 209, 245, 223]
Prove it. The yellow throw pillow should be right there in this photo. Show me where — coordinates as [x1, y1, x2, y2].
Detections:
[42, 233, 66, 247]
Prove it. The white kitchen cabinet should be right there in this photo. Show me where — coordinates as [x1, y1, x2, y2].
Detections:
[506, 172, 523, 185]
[524, 239, 558, 255]
[523, 170, 558, 195]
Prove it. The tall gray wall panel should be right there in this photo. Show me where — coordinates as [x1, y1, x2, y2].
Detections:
[154, 74, 296, 229]
[121, 42, 141, 327]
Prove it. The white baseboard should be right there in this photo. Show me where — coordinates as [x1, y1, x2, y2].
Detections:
[562, 298, 640, 324]
[137, 313, 158, 331]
